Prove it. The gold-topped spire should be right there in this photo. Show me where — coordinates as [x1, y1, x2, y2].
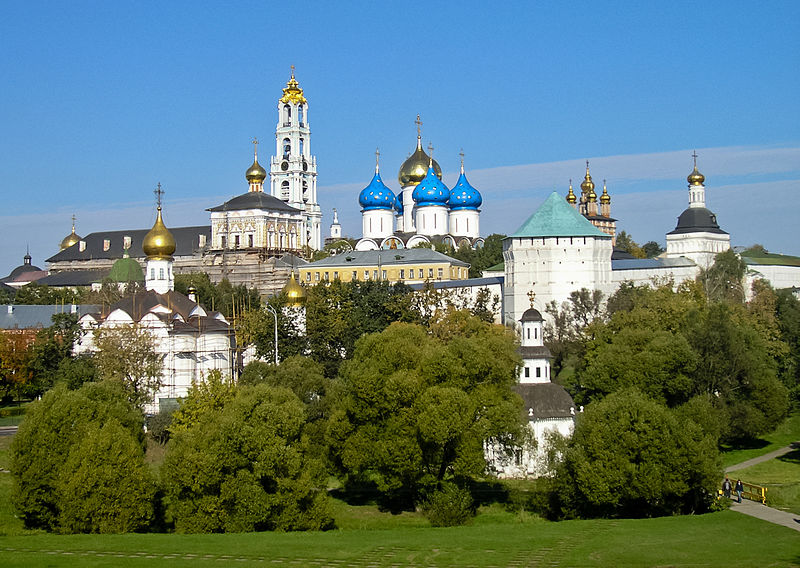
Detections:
[398, 115, 442, 186]
[580, 160, 596, 194]
[566, 179, 577, 204]
[687, 150, 705, 186]
[59, 214, 81, 250]
[142, 183, 176, 260]
[280, 66, 307, 105]
[600, 179, 611, 204]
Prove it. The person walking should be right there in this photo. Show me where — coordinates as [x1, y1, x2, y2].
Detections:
[722, 476, 732, 499]
[735, 479, 744, 503]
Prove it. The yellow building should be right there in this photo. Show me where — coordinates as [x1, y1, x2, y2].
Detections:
[299, 248, 469, 285]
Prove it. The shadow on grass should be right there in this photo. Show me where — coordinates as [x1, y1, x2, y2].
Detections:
[777, 448, 800, 465]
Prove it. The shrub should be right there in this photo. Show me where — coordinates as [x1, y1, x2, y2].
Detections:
[422, 483, 476, 527]
[147, 409, 174, 445]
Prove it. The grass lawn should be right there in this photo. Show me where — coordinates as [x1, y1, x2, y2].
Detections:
[722, 412, 800, 468]
[731, 448, 800, 515]
[0, 401, 29, 427]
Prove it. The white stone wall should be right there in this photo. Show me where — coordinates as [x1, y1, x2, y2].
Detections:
[449, 209, 480, 238]
[666, 231, 731, 269]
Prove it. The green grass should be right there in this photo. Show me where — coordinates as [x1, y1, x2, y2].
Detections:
[722, 412, 800, 468]
[731, 448, 800, 515]
[0, 511, 797, 567]
[0, 402, 29, 427]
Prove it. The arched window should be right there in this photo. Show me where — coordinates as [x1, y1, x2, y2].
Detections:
[299, 138, 304, 156]
[221, 236, 226, 249]
[298, 105, 304, 125]
[302, 180, 308, 202]
[282, 138, 291, 159]
[281, 181, 290, 200]
[283, 104, 291, 125]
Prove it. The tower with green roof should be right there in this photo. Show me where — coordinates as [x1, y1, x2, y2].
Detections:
[503, 191, 613, 325]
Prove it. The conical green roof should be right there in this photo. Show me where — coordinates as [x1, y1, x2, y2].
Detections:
[510, 191, 610, 238]
[108, 255, 144, 283]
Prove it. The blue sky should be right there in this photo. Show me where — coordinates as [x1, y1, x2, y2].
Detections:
[1, 1, 798, 275]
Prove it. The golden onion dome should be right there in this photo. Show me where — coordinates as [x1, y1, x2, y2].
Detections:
[687, 165, 705, 186]
[142, 206, 176, 260]
[398, 137, 442, 187]
[566, 181, 577, 204]
[600, 181, 611, 204]
[282, 272, 306, 306]
[580, 161, 595, 194]
[246, 158, 267, 183]
[60, 229, 81, 250]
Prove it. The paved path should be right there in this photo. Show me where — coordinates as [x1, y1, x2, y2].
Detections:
[725, 442, 800, 533]
[725, 442, 798, 472]
[0, 426, 18, 437]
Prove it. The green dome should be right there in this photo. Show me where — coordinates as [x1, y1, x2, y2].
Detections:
[108, 255, 144, 283]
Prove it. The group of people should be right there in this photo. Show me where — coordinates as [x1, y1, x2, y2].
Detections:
[722, 476, 745, 503]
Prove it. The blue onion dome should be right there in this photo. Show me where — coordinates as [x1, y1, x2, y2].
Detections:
[412, 166, 450, 206]
[358, 172, 396, 211]
[449, 171, 482, 210]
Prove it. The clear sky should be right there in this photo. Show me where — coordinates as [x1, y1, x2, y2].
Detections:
[1, 1, 798, 276]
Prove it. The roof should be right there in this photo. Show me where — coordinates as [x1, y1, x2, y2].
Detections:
[108, 257, 145, 282]
[611, 248, 637, 260]
[305, 248, 470, 269]
[519, 345, 552, 359]
[741, 251, 800, 267]
[514, 382, 575, 420]
[407, 276, 503, 291]
[107, 289, 199, 321]
[3, 261, 43, 282]
[520, 308, 543, 322]
[667, 207, 728, 235]
[37, 269, 110, 287]
[274, 253, 309, 269]
[509, 192, 610, 239]
[1, 304, 100, 330]
[207, 192, 302, 213]
[47, 226, 211, 262]
[611, 257, 696, 271]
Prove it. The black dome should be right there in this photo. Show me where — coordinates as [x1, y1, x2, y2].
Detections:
[668, 207, 728, 235]
[520, 307, 543, 322]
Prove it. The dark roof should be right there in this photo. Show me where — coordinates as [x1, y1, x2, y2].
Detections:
[1, 304, 100, 329]
[207, 192, 302, 213]
[47, 226, 211, 262]
[667, 207, 728, 235]
[520, 308, 543, 322]
[307, 248, 470, 269]
[514, 382, 575, 420]
[611, 248, 637, 260]
[107, 289, 198, 321]
[3, 261, 43, 282]
[407, 276, 503, 291]
[37, 269, 110, 287]
[611, 257, 696, 271]
[519, 345, 552, 359]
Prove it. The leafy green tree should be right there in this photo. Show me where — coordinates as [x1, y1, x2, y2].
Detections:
[0, 332, 32, 401]
[10, 381, 145, 531]
[775, 288, 800, 405]
[698, 249, 747, 303]
[174, 273, 260, 319]
[553, 389, 720, 519]
[92, 325, 163, 410]
[162, 384, 333, 533]
[24, 313, 83, 397]
[615, 231, 645, 258]
[328, 314, 522, 511]
[13, 283, 81, 305]
[544, 288, 605, 378]
[56, 419, 155, 533]
[642, 241, 665, 258]
[170, 369, 236, 434]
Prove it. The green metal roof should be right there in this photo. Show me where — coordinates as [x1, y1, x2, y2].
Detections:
[510, 191, 610, 239]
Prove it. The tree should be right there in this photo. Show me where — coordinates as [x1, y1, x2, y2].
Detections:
[161, 384, 334, 533]
[92, 325, 163, 410]
[25, 313, 83, 397]
[328, 314, 523, 511]
[0, 332, 32, 401]
[642, 241, 665, 258]
[170, 369, 236, 434]
[553, 389, 720, 519]
[615, 231, 645, 259]
[56, 419, 155, 533]
[12, 283, 81, 305]
[10, 381, 145, 531]
[775, 288, 800, 405]
[698, 249, 747, 303]
[544, 288, 605, 378]
[174, 273, 260, 319]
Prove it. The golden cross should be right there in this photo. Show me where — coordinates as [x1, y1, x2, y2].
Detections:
[415, 114, 422, 138]
[290, 64, 295, 78]
[154, 182, 164, 208]
[527, 289, 536, 308]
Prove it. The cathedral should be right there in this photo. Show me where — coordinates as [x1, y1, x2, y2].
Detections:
[353, 117, 484, 252]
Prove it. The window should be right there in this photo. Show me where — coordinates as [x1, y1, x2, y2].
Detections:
[221, 236, 226, 249]
[234, 235, 240, 248]
[333, 271, 339, 280]
[159, 268, 165, 279]
[306, 272, 311, 282]
[248, 234, 254, 247]
[281, 181, 290, 200]
[299, 138, 304, 156]
[364, 270, 370, 280]
[298, 105, 304, 125]
[534, 327, 538, 339]
[536, 367, 541, 378]
[283, 104, 291, 125]
[315, 272, 320, 281]
[409, 268, 414, 279]
[526, 327, 530, 339]
[150, 268, 155, 279]
[283, 138, 291, 158]
[373, 270, 378, 279]
[437, 268, 443, 279]
[428, 268, 433, 278]
[324, 272, 329, 281]
[399, 269, 405, 279]
[352, 271, 357, 280]
[382, 270, 387, 280]
[524, 367, 530, 378]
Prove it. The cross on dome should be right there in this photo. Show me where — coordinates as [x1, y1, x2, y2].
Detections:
[527, 289, 536, 308]
[154, 182, 164, 209]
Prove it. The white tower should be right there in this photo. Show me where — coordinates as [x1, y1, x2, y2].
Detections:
[330, 208, 342, 240]
[448, 152, 482, 239]
[518, 293, 551, 384]
[269, 67, 322, 250]
[143, 184, 176, 294]
[397, 115, 442, 233]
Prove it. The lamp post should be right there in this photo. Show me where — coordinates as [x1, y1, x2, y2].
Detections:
[265, 305, 278, 365]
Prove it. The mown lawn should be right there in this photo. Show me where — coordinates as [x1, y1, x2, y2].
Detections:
[731, 448, 800, 515]
[722, 413, 800, 468]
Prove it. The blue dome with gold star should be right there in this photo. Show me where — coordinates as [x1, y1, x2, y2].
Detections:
[358, 172, 396, 211]
[412, 166, 450, 207]
[449, 171, 482, 210]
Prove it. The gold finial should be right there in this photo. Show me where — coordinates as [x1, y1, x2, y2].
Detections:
[527, 289, 536, 308]
[290, 64, 295, 79]
[600, 179, 611, 204]
[280, 66, 306, 104]
[687, 150, 705, 186]
[566, 179, 577, 204]
[375, 147, 380, 173]
[71, 213, 76, 232]
[154, 182, 164, 209]
[580, 160, 595, 194]
[459, 149, 465, 174]
[415, 114, 422, 139]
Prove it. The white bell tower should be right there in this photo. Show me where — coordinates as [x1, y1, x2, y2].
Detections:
[269, 67, 322, 250]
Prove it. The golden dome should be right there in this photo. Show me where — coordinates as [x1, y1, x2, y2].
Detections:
[566, 181, 577, 204]
[600, 181, 611, 204]
[282, 272, 306, 306]
[279, 67, 307, 105]
[580, 160, 595, 194]
[687, 165, 705, 186]
[246, 159, 266, 183]
[142, 206, 176, 260]
[59, 215, 81, 250]
[398, 137, 442, 187]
